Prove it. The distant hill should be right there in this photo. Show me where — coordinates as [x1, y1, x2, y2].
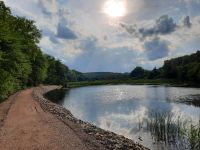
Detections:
[83, 72, 129, 80]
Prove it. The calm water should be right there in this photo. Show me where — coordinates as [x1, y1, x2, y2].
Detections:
[46, 85, 200, 150]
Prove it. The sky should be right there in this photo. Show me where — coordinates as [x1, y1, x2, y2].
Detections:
[3, 0, 200, 72]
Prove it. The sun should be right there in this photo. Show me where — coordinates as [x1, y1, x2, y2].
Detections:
[103, 0, 127, 18]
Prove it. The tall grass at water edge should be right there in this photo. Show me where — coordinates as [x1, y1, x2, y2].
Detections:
[138, 111, 200, 150]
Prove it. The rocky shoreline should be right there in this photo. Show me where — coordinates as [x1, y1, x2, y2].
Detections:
[33, 85, 149, 150]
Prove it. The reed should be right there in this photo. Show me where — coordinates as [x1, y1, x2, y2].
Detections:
[143, 111, 200, 149]
[186, 120, 200, 150]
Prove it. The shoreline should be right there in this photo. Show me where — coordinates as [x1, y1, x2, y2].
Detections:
[67, 80, 200, 89]
[33, 85, 149, 150]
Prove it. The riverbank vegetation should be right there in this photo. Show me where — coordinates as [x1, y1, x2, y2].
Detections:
[142, 111, 200, 150]
[83, 51, 200, 87]
[67, 79, 177, 88]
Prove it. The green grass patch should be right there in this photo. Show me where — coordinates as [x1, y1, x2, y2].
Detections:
[67, 79, 183, 88]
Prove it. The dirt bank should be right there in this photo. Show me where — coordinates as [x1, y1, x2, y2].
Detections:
[0, 86, 149, 150]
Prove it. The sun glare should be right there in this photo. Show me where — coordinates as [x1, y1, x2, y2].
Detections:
[103, 0, 126, 18]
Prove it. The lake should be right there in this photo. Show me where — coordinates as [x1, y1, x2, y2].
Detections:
[45, 85, 200, 150]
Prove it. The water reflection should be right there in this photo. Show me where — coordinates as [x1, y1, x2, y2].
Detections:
[44, 89, 67, 105]
[46, 85, 200, 150]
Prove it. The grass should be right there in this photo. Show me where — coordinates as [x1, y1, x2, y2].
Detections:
[142, 111, 200, 150]
[67, 79, 178, 88]
[187, 121, 200, 150]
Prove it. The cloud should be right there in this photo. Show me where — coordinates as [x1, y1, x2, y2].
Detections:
[57, 23, 77, 39]
[120, 23, 136, 34]
[144, 38, 170, 60]
[139, 15, 177, 37]
[182, 16, 192, 28]
[5, 0, 200, 72]
[69, 37, 141, 72]
[41, 28, 59, 43]
[121, 15, 177, 39]
[38, 0, 58, 15]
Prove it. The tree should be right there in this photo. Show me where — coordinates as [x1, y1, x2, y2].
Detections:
[130, 67, 146, 78]
[28, 50, 48, 86]
[162, 51, 200, 83]
[148, 67, 160, 79]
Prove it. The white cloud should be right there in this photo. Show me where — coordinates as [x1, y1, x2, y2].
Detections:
[3, 0, 200, 72]
[97, 106, 148, 139]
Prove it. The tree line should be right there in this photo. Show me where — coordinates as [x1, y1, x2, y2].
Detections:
[130, 51, 200, 83]
[0, 2, 85, 100]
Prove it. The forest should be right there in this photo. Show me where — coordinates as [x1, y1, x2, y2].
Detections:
[130, 51, 200, 83]
[0, 2, 85, 100]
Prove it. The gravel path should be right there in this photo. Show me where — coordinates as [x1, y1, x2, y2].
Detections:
[0, 88, 91, 150]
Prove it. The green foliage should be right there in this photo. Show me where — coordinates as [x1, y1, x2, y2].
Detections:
[187, 123, 200, 150]
[0, 2, 33, 99]
[68, 79, 175, 88]
[0, 2, 85, 101]
[0, 70, 20, 100]
[145, 111, 200, 150]
[130, 66, 150, 79]
[28, 50, 48, 86]
[130, 51, 200, 84]
[71, 70, 87, 81]
[163, 51, 200, 83]
[44, 56, 68, 86]
[148, 67, 160, 79]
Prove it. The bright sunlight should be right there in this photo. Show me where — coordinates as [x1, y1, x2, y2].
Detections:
[103, 0, 127, 18]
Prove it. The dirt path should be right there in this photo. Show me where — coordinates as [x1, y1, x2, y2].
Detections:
[0, 88, 89, 150]
[0, 87, 149, 150]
